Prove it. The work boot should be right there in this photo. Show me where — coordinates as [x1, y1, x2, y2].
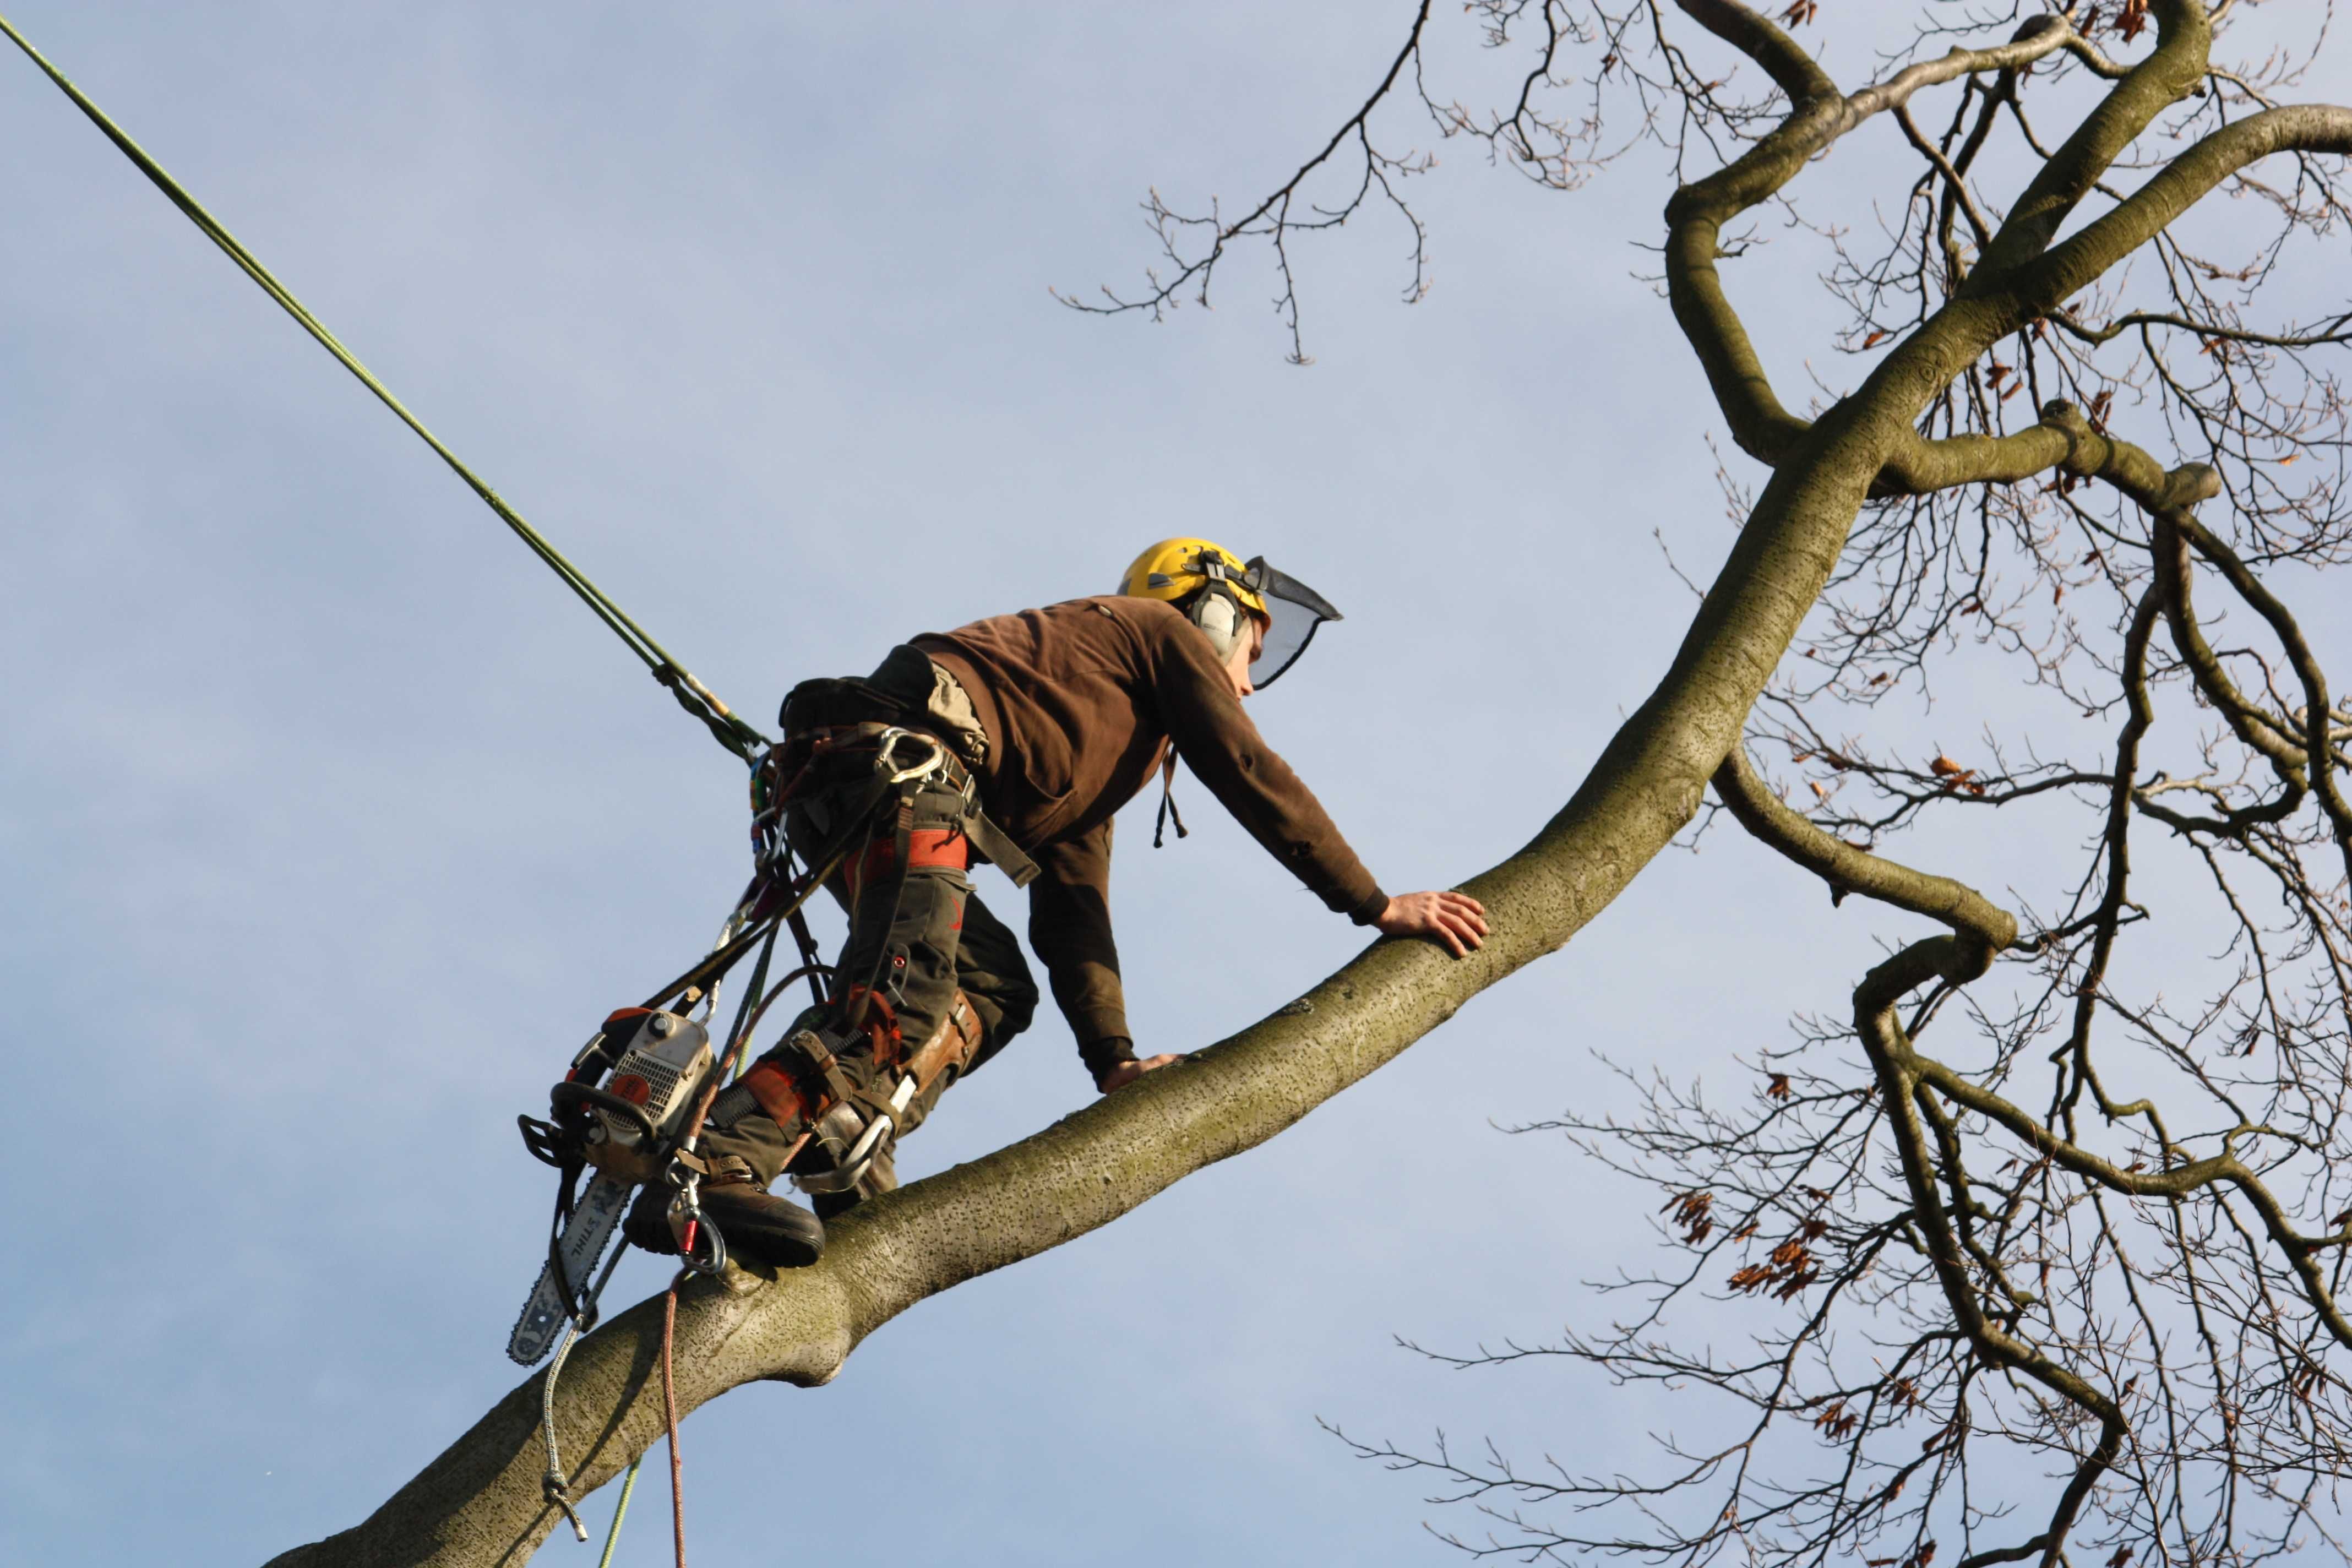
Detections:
[623, 1175, 825, 1268]
[624, 1040, 843, 1267]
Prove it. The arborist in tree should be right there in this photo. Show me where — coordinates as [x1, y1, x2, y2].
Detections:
[624, 538, 1489, 1267]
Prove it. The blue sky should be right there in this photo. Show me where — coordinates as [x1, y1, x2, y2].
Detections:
[5, 4, 2348, 1565]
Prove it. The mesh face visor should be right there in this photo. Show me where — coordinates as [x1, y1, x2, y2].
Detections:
[1239, 557, 1342, 688]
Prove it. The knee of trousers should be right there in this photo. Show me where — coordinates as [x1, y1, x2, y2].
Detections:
[955, 973, 1037, 1063]
[949, 899, 1038, 1060]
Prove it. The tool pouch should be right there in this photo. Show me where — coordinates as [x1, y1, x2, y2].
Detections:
[780, 645, 990, 769]
[777, 674, 900, 738]
[776, 643, 940, 740]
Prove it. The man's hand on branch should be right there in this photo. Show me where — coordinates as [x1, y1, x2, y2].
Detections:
[1096, 1054, 1186, 1095]
[1375, 890, 1489, 957]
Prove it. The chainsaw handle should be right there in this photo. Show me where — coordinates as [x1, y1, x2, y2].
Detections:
[548, 1081, 659, 1144]
[516, 1114, 578, 1169]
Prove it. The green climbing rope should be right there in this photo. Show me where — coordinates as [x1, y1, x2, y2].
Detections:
[0, 10, 770, 761]
[596, 1455, 644, 1568]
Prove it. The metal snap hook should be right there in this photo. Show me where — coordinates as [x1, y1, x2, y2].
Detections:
[678, 1210, 727, 1276]
[873, 726, 946, 786]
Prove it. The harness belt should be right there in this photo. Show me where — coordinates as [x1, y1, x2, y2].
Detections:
[755, 721, 1038, 888]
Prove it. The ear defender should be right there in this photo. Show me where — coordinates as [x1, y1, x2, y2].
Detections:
[1188, 585, 1248, 663]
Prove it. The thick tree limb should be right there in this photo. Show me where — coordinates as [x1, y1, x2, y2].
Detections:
[1662, 6, 2079, 466]
[1968, 0, 2212, 281]
[1712, 746, 2018, 949]
[1853, 939, 2127, 1568]
[1871, 421, 2077, 496]
[2013, 104, 2352, 312]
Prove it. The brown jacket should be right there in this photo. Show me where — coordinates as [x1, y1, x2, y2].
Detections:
[914, 596, 1386, 1046]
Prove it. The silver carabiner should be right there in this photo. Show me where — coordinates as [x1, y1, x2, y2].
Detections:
[873, 726, 947, 787]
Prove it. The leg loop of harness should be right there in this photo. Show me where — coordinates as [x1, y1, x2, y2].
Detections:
[792, 989, 984, 1196]
[758, 718, 1037, 887]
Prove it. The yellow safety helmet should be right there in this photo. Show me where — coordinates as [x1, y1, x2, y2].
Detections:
[1115, 537, 1343, 689]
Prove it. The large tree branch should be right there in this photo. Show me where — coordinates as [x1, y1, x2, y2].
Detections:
[1870, 382, 2230, 499]
[2152, 515, 2307, 776]
[1663, 6, 2079, 465]
[1967, 0, 2213, 281]
[1712, 746, 2018, 949]
[1871, 421, 2082, 496]
[1853, 938, 2127, 1568]
[2012, 104, 2352, 313]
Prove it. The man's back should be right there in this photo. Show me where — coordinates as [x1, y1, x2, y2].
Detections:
[917, 595, 1381, 922]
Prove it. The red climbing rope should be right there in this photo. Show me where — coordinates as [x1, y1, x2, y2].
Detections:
[664, 1271, 689, 1567]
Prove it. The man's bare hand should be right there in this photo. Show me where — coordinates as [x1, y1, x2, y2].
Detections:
[1096, 1053, 1186, 1095]
[1375, 890, 1489, 957]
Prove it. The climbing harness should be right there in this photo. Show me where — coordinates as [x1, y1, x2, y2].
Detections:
[0, 11, 766, 761]
[513, 711, 1021, 1348]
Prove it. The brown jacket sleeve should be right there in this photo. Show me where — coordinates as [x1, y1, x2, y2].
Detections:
[1026, 818, 1130, 1048]
[1143, 610, 1389, 924]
